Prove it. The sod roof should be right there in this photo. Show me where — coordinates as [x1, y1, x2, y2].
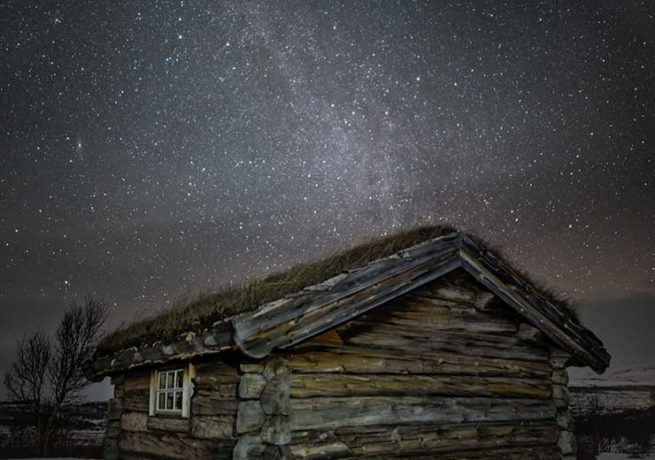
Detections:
[96, 224, 575, 356]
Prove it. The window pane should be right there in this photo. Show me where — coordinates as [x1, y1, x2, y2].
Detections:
[158, 372, 166, 389]
[175, 391, 183, 410]
[166, 372, 173, 389]
[158, 392, 165, 410]
[166, 392, 174, 410]
[176, 370, 183, 389]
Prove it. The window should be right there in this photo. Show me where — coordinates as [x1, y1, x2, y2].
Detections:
[149, 363, 195, 418]
[156, 369, 184, 413]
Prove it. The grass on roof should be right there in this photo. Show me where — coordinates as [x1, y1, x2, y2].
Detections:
[96, 224, 460, 355]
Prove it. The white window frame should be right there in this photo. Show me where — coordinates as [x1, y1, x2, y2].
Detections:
[149, 362, 195, 418]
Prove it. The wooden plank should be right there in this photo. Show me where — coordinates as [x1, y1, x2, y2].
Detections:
[123, 388, 150, 413]
[191, 390, 238, 416]
[124, 371, 150, 391]
[354, 293, 518, 335]
[239, 373, 266, 399]
[339, 326, 549, 361]
[290, 374, 551, 399]
[195, 360, 240, 382]
[460, 236, 609, 372]
[289, 422, 559, 458]
[235, 400, 265, 434]
[236, 233, 460, 331]
[146, 415, 190, 433]
[232, 240, 462, 358]
[289, 396, 556, 431]
[191, 415, 235, 439]
[286, 345, 552, 378]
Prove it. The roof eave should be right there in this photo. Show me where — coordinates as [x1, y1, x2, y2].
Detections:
[83, 323, 233, 381]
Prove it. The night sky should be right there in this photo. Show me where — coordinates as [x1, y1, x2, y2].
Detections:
[1, 1, 654, 395]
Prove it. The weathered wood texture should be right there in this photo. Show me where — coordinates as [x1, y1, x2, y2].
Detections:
[234, 357, 291, 459]
[460, 235, 609, 372]
[109, 271, 580, 459]
[117, 359, 239, 460]
[273, 275, 563, 459]
[230, 232, 609, 373]
[104, 374, 124, 460]
[85, 322, 232, 381]
[551, 348, 577, 459]
[289, 422, 560, 459]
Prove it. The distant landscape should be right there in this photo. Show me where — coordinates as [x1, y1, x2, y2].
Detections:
[571, 385, 655, 459]
[0, 401, 105, 458]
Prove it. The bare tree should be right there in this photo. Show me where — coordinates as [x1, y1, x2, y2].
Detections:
[3, 331, 51, 454]
[4, 331, 50, 403]
[3, 297, 106, 456]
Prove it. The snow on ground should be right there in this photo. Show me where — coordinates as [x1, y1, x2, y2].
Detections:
[597, 454, 655, 459]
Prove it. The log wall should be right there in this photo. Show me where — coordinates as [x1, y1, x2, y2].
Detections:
[106, 270, 578, 459]
[114, 359, 239, 460]
[234, 271, 568, 459]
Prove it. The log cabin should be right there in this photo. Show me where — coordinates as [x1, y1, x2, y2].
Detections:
[84, 226, 610, 459]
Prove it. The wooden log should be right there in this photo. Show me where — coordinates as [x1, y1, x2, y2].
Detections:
[147, 415, 190, 433]
[286, 345, 552, 378]
[191, 389, 238, 416]
[289, 373, 552, 399]
[552, 368, 568, 385]
[236, 401, 265, 434]
[261, 370, 290, 416]
[191, 415, 235, 439]
[516, 323, 545, 343]
[346, 298, 518, 335]
[288, 431, 350, 459]
[289, 422, 559, 458]
[288, 396, 556, 431]
[193, 380, 238, 399]
[558, 430, 576, 455]
[195, 360, 240, 383]
[339, 326, 549, 361]
[123, 388, 150, 413]
[416, 284, 480, 304]
[123, 370, 150, 391]
[233, 434, 265, 460]
[120, 411, 148, 432]
[342, 312, 517, 336]
[552, 384, 569, 409]
[239, 373, 266, 399]
[550, 349, 572, 369]
[261, 415, 291, 445]
[241, 362, 266, 374]
[118, 431, 233, 459]
[473, 290, 496, 310]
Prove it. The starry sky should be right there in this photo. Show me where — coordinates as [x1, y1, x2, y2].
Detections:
[1, 1, 654, 395]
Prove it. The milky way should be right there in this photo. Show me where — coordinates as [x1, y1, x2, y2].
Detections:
[1, 1, 654, 381]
